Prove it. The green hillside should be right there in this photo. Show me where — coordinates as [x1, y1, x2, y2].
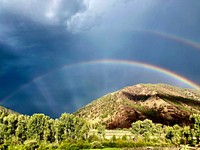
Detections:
[0, 84, 200, 149]
[74, 84, 200, 129]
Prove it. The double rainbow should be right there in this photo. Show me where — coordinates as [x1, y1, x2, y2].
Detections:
[1, 59, 199, 104]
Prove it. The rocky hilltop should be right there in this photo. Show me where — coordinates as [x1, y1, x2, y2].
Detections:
[74, 84, 200, 129]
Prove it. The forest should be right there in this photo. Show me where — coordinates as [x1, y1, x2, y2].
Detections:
[0, 108, 199, 149]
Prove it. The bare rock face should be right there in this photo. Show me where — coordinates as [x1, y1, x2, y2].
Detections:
[74, 84, 200, 129]
[107, 106, 144, 129]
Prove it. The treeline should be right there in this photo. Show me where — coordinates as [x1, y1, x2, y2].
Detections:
[131, 115, 200, 146]
[0, 108, 199, 149]
[0, 110, 89, 149]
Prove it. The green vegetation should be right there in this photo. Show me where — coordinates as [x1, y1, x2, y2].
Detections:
[0, 110, 90, 149]
[0, 107, 199, 149]
[0, 84, 200, 149]
[74, 84, 200, 129]
[130, 118, 200, 146]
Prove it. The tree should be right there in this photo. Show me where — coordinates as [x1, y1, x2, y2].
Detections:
[54, 119, 64, 143]
[0, 123, 6, 144]
[165, 125, 182, 145]
[131, 119, 154, 136]
[26, 114, 50, 141]
[190, 114, 200, 145]
[3, 114, 18, 141]
[140, 119, 153, 134]
[58, 113, 89, 141]
[43, 118, 55, 143]
[74, 118, 89, 140]
[59, 113, 74, 140]
[131, 120, 142, 135]
[165, 126, 174, 143]
[15, 115, 29, 143]
[97, 124, 106, 139]
[181, 126, 191, 145]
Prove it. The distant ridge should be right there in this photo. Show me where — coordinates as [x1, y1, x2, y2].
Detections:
[74, 84, 200, 129]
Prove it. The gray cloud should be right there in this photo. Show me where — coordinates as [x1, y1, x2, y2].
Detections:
[0, 0, 158, 33]
[66, 0, 159, 32]
[66, 10, 101, 33]
[0, 0, 86, 25]
[66, 0, 125, 32]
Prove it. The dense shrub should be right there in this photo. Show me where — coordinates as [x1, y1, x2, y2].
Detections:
[88, 134, 101, 142]
[102, 141, 117, 148]
[91, 141, 104, 149]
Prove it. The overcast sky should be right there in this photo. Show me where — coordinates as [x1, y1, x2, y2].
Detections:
[0, 0, 200, 117]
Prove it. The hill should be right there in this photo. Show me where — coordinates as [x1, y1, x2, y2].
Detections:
[74, 84, 200, 129]
[0, 105, 19, 115]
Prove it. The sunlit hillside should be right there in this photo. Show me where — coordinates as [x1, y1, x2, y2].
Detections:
[75, 84, 200, 129]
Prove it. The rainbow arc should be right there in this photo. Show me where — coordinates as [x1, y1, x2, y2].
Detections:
[1, 59, 199, 104]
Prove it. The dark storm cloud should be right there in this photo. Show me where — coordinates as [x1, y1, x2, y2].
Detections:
[0, 11, 99, 102]
[0, 0, 200, 117]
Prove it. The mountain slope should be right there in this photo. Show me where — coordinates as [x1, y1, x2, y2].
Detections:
[0, 105, 19, 115]
[74, 84, 200, 129]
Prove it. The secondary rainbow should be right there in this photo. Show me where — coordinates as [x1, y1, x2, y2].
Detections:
[143, 29, 200, 50]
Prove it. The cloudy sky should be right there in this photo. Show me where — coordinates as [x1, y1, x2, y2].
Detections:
[0, 0, 200, 117]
